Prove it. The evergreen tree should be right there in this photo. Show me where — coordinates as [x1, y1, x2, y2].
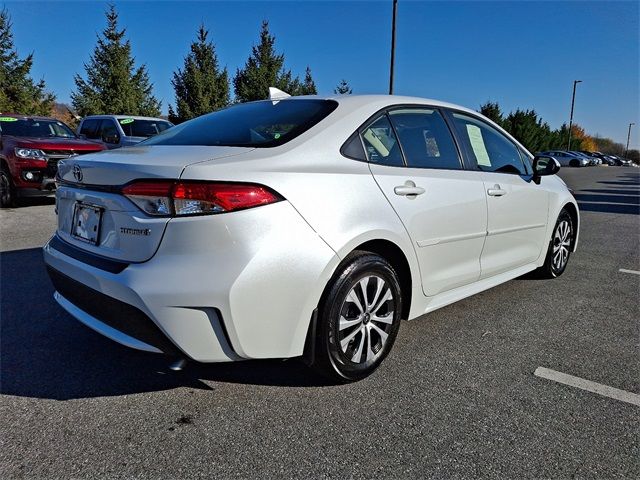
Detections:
[479, 101, 503, 127]
[169, 25, 229, 124]
[72, 5, 160, 117]
[297, 66, 317, 95]
[0, 7, 55, 115]
[334, 79, 352, 95]
[233, 20, 302, 102]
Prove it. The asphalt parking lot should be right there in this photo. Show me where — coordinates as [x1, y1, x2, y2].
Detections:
[1, 166, 638, 478]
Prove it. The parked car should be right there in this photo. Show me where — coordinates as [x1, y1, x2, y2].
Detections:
[569, 151, 599, 165]
[608, 155, 632, 166]
[538, 150, 590, 167]
[581, 151, 615, 165]
[0, 114, 105, 207]
[77, 115, 173, 149]
[44, 93, 579, 381]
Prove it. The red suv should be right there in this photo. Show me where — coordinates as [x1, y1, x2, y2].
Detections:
[0, 114, 106, 207]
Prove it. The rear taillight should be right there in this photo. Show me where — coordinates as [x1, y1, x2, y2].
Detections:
[122, 180, 282, 217]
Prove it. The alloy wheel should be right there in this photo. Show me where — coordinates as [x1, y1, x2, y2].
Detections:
[552, 220, 571, 272]
[338, 275, 396, 364]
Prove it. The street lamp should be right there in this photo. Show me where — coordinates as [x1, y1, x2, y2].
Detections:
[567, 80, 582, 151]
[624, 123, 635, 159]
[389, 0, 398, 94]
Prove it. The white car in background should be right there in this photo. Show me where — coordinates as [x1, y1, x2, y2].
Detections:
[44, 92, 579, 381]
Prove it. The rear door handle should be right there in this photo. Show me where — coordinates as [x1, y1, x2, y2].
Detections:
[487, 184, 507, 197]
[394, 180, 425, 197]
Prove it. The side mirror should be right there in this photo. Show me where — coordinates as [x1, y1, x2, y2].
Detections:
[102, 134, 120, 145]
[533, 156, 560, 183]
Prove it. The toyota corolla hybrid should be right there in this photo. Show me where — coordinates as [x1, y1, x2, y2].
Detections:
[44, 93, 579, 381]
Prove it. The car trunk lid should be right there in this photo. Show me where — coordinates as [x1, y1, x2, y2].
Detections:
[55, 145, 254, 263]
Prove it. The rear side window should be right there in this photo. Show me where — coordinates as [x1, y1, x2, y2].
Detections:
[451, 113, 527, 175]
[142, 99, 338, 147]
[388, 109, 461, 170]
[119, 119, 172, 138]
[361, 115, 404, 167]
[80, 119, 100, 139]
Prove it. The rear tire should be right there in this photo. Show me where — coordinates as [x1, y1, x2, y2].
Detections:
[0, 165, 16, 208]
[310, 252, 402, 382]
[535, 209, 574, 279]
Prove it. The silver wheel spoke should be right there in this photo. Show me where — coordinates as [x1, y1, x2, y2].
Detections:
[371, 313, 394, 325]
[359, 277, 371, 308]
[351, 330, 365, 362]
[339, 315, 361, 331]
[370, 322, 389, 345]
[340, 325, 362, 352]
[365, 326, 375, 362]
[368, 277, 385, 311]
[346, 289, 364, 314]
[371, 289, 392, 315]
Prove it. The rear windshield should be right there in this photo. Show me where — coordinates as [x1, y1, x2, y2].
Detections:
[141, 99, 338, 147]
[119, 118, 173, 138]
[0, 118, 76, 138]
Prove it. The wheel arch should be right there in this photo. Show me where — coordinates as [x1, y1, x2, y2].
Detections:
[562, 201, 580, 251]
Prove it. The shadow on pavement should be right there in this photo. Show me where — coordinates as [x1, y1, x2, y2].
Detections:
[576, 172, 639, 215]
[0, 248, 329, 401]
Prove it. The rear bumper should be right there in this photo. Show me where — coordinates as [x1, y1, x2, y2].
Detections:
[43, 201, 340, 362]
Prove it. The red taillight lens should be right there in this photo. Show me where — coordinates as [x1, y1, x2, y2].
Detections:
[122, 180, 282, 216]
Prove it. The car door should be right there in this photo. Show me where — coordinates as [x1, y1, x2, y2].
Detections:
[365, 108, 488, 297]
[448, 111, 549, 278]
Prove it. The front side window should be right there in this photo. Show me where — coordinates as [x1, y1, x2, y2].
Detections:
[388, 109, 461, 170]
[80, 119, 100, 139]
[142, 99, 338, 147]
[361, 115, 404, 167]
[99, 120, 120, 140]
[452, 113, 526, 175]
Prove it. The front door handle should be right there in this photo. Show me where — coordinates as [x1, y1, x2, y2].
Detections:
[487, 184, 507, 197]
[394, 180, 425, 197]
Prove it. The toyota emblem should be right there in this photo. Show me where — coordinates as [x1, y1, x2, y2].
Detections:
[73, 165, 83, 183]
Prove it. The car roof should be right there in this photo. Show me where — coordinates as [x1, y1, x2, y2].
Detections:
[0, 113, 60, 121]
[81, 115, 169, 122]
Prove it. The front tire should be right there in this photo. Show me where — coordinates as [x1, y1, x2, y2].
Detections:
[311, 252, 403, 382]
[536, 209, 574, 278]
[0, 165, 16, 208]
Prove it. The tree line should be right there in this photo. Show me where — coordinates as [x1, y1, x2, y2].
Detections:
[1, 5, 636, 161]
[478, 101, 638, 161]
[0, 5, 352, 124]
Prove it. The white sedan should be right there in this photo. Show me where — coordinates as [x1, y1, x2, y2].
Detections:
[44, 93, 579, 381]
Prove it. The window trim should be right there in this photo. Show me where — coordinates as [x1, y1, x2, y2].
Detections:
[443, 108, 530, 177]
[340, 103, 467, 171]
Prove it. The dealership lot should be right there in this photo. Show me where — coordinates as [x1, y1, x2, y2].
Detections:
[1, 167, 638, 478]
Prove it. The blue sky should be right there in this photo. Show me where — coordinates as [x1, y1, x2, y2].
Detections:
[4, 0, 639, 146]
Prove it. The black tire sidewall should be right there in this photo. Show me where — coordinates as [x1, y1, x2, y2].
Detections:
[317, 253, 402, 381]
[0, 167, 15, 208]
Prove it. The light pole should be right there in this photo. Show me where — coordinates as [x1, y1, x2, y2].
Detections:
[624, 123, 635, 159]
[567, 80, 582, 151]
[389, 0, 398, 94]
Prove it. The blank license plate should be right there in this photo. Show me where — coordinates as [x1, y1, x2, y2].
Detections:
[71, 203, 103, 245]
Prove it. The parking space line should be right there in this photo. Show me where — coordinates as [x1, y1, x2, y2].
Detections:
[534, 367, 640, 407]
[619, 268, 640, 275]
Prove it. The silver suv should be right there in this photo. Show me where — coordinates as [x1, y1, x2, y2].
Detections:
[77, 115, 173, 149]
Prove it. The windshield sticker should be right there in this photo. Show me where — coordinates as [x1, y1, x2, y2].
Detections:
[274, 132, 281, 139]
[119, 118, 134, 125]
[466, 124, 492, 166]
[0, 117, 18, 122]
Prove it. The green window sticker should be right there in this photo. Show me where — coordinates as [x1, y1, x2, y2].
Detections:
[274, 132, 281, 139]
[0, 117, 18, 122]
[119, 118, 134, 125]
